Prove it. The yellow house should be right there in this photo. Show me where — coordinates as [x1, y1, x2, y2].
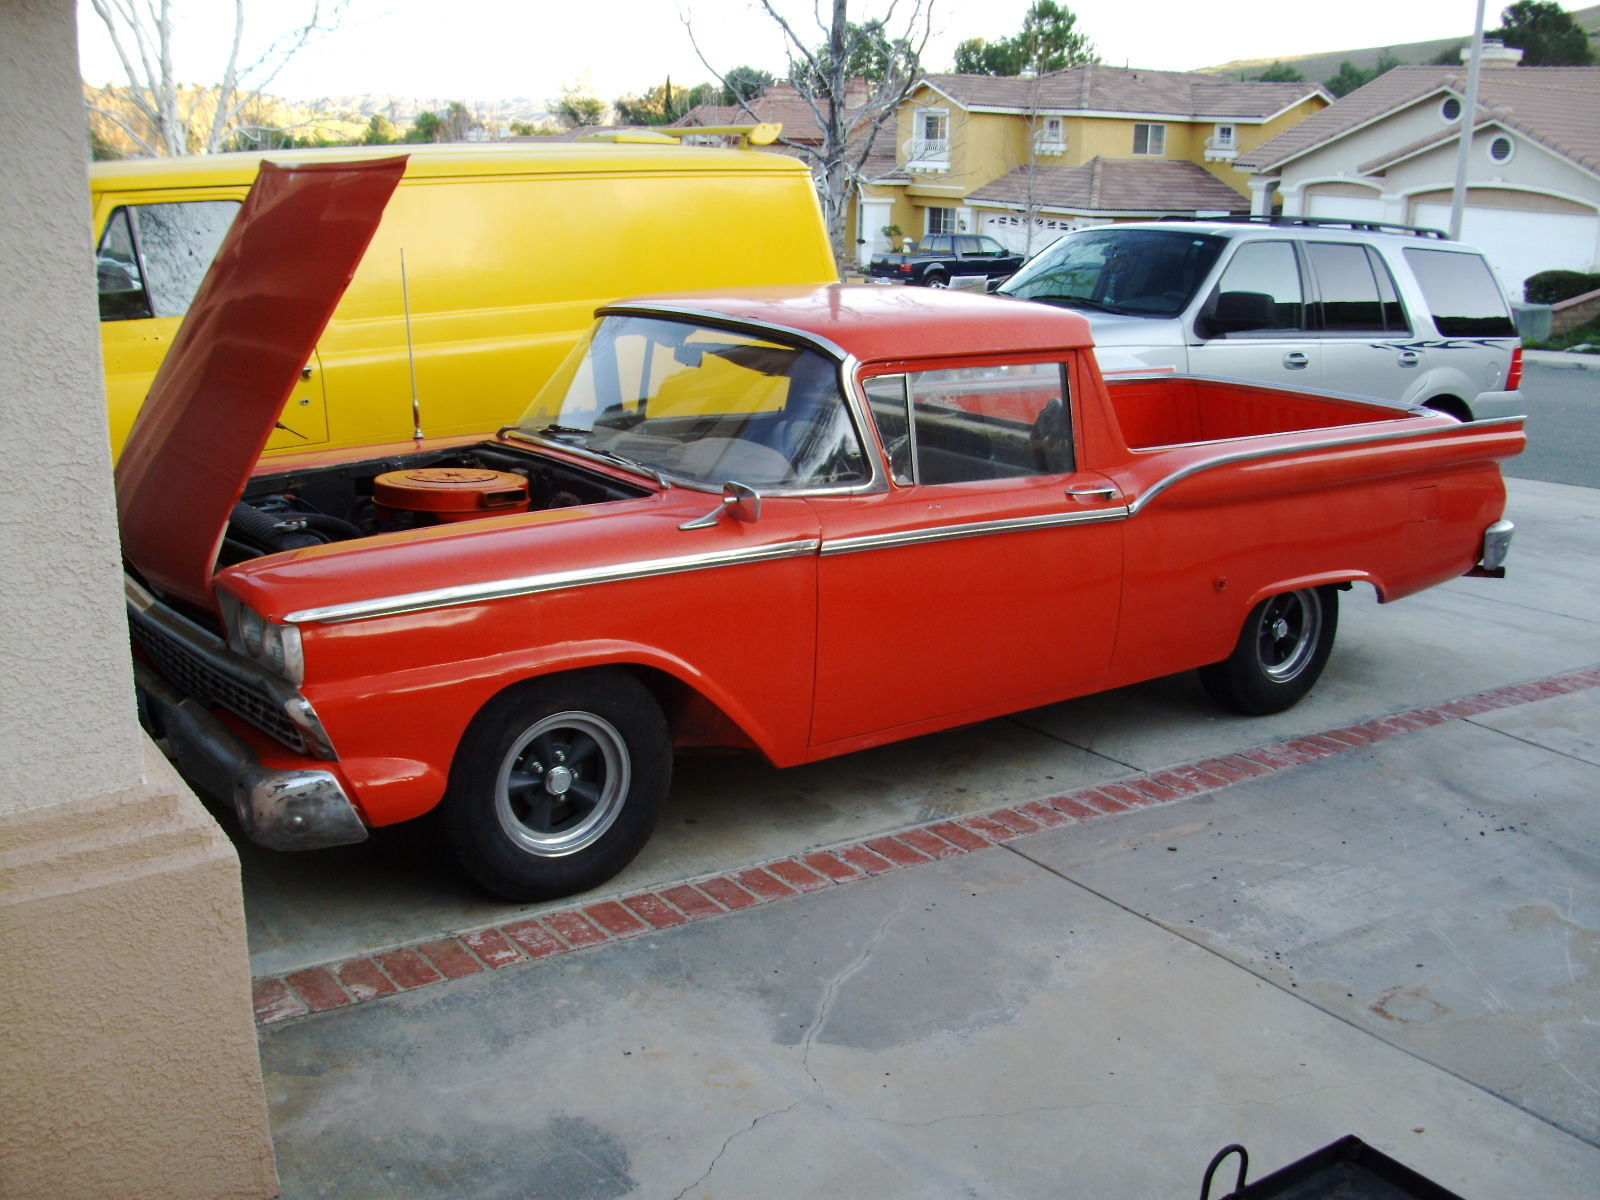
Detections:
[861, 66, 1330, 261]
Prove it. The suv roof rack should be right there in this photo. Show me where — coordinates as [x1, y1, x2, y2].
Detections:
[1157, 214, 1450, 240]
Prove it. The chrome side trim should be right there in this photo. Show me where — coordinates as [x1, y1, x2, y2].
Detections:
[285, 538, 822, 625]
[822, 507, 1128, 556]
[1126, 417, 1525, 517]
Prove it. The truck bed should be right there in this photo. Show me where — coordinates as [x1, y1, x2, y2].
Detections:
[1108, 375, 1405, 451]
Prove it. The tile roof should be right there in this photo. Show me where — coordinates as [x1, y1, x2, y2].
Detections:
[677, 81, 878, 144]
[966, 158, 1249, 215]
[1235, 65, 1600, 175]
[919, 65, 1324, 119]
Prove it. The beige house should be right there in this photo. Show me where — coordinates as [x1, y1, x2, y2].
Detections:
[1235, 52, 1600, 297]
[862, 67, 1330, 262]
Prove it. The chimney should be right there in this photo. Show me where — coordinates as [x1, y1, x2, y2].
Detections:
[1462, 38, 1525, 69]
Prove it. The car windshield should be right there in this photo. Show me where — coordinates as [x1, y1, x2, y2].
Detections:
[516, 314, 870, 490]
[998, 228, 1226, 317]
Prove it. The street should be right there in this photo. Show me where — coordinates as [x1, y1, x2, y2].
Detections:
[1503, 362, 1598, 488]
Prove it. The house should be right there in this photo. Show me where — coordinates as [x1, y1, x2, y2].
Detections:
[863, 66, 1330, 262]
[680, 68, 1329, 267]
[1235, 48, 1600, 297]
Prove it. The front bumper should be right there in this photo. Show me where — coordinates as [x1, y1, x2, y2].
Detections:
[135, 661, 368, 851]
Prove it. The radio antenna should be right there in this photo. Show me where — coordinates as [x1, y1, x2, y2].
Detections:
[400, 248, 423, 440]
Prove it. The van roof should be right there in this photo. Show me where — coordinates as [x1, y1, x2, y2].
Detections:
[89, 141, 811, 190]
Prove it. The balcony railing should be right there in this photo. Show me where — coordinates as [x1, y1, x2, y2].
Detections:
[902, 138, 951, 171]
[1204, 134, 1239, 162]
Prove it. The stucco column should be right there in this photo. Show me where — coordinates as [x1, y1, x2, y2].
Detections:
[0, 3, 277, 1197]
[1249, 176, 1281, 216]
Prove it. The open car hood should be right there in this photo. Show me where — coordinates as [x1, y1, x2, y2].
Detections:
[115, 157, 406, 612]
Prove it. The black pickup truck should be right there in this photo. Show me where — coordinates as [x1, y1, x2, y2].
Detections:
[867, 234, 1026, 288]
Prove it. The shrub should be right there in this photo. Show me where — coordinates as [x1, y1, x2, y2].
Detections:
[1524, 269, 1600, 304]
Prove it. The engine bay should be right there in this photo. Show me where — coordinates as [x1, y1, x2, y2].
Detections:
[221, 441, 651, 566]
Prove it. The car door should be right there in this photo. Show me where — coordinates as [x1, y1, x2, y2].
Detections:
[810, 359, 1124, 749]
[1189, 238, 1322, 388]
[1304, 241, 1418, 405]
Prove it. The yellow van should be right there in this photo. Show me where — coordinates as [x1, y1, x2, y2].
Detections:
[91, 139, 837, 457]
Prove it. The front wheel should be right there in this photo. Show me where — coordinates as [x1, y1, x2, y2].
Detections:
[444, 670, 671, 901]
[1198, 586, 1338, 715]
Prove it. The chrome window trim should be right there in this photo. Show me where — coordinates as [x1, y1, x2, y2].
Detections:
[125, 574, 337, 759]
[822, 507, 1128, 557]
[592, 304, 890, 496]
[1125, 416, 1525, 517]
[284, 538, 822, 625]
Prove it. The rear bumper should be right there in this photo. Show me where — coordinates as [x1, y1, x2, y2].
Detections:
[1467, 518, 1514, 579]
[134, 661, 368, 851]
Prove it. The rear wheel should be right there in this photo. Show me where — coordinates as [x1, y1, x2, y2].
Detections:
[924, 272, 948, 289]
[444, 670, 671, 901]
[1199, 586, 1338, 715]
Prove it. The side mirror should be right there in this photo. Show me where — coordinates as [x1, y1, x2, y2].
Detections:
[1205, 290, 1276, 335]
[678, 481, 763, 531]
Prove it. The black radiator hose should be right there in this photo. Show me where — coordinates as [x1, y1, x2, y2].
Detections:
[228, 501, 357, 552]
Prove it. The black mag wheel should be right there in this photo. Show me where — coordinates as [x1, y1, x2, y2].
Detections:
[1198, 586, 1339, 716]
[444, 669, 671, 902]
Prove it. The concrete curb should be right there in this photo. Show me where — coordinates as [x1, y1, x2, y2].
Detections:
[1524, 349, 1600, 371]
[251, 664, 1600, 1027]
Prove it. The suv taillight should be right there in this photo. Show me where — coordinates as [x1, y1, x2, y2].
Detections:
[1505, 345, 1523, 392]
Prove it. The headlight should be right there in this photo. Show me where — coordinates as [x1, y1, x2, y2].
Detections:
[219, 591, 306, 686]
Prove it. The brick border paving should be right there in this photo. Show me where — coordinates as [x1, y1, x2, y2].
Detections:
[252, 666, 1600, 1026]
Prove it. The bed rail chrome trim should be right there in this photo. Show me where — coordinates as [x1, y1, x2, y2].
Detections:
[284, 538, 822, 625]
[1126, 416, 1525, 517]
[822, 507, 1128, 556]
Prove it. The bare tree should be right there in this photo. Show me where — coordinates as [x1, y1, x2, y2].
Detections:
[687, 0, 932, 263]
[85, 0, 346, 156]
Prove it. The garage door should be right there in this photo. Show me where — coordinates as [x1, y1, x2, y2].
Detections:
[1412, 202, 1600, 298]
[979, 212, 1076, 257]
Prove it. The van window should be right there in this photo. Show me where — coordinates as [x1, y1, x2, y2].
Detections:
[95, 201, 240, 321]
[1306, 242, 1409, 333]
[1213, 240, 1306, 332]
[1402, 248, 1516, 337]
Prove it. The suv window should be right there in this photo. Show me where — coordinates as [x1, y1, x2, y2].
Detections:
[998, 228, 1226, 317]
[96, 200, 240, 322]
[1402, 248, 1516, 337]
[1212, 240, 1306, 332]
[1306, 242, 1409, 333]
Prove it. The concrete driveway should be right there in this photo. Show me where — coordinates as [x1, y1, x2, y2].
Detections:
[244, 477, 1599, 1198]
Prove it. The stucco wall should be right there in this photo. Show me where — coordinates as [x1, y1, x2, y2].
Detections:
[0, 0, 144, 812]
[0, 3, 278, 1196]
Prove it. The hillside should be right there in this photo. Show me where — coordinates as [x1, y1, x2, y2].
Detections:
[1198, 2, 1600, 81]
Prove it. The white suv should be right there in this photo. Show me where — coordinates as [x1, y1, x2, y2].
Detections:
[997, 217, 1523, 419]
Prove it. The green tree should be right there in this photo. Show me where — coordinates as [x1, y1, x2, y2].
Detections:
[1490, 0, 1595, 65]
[556, 88, 608, 128]
[1430, 41, 1467, 65]
[720, 65, 774, 104]
[614, 79, 719, 125]
[1323, 53, 1404, 97]
[361, 113, 397, 144]
[952, 1, 1095, 75]
[1253, 61, 1303, 82]
[405, 110, 441, 142]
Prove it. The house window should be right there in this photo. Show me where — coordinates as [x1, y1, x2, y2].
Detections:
[1213, 124, 1236, 148]
[1488, 135, 1514, 163]
[926, 207, 958, 236]
[1133, 123, 1166, 156]
[1441, 97, 1462, 122]
[911, 108, 950, 160]
[1034, 115, 1067, 154]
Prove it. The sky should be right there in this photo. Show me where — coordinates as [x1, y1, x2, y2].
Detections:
[76, 0, 1515, 107]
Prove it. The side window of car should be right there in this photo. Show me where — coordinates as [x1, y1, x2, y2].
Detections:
[1209, 240, 1307, 334]
[95, 200, 241, 322]
[1306, 242, 1410, 333]
[866, 363, 1072, 486]
[1401, 247, 1517, 337]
